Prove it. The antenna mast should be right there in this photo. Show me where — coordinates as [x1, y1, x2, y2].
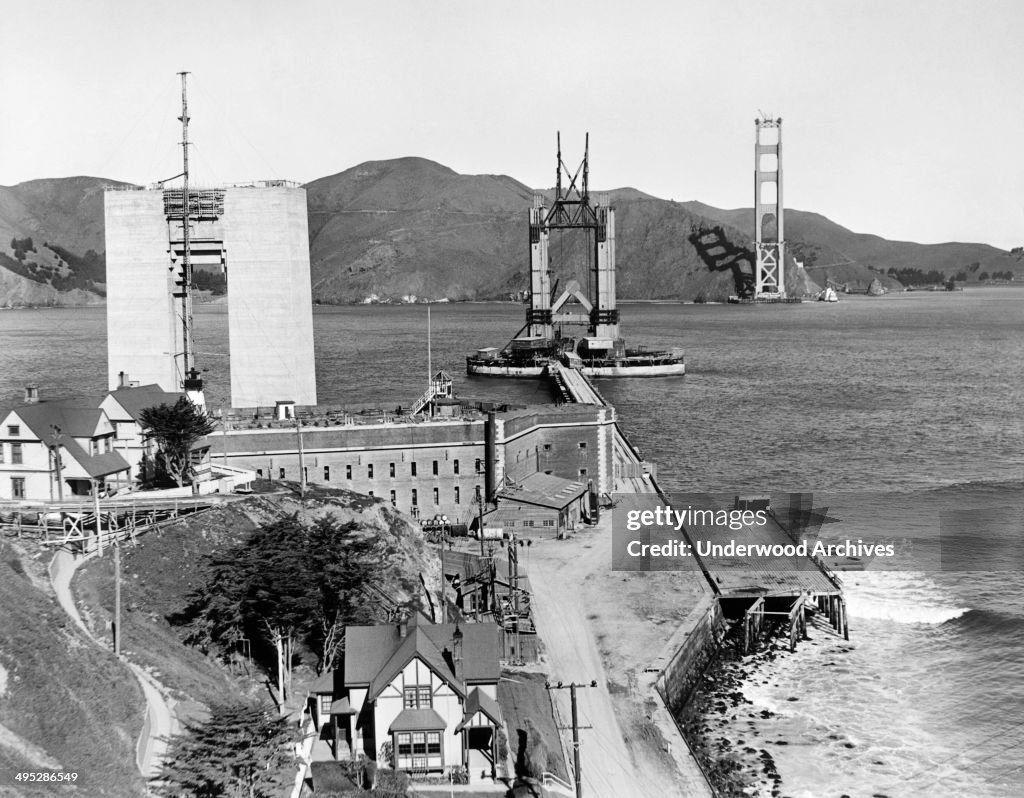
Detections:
[177, 72, 204, 404]
[178, 71, 195, 385]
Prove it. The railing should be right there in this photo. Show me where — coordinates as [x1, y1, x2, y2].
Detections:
[542, 771, 574, 793]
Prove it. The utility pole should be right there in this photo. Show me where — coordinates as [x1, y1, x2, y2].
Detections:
[545, 680, 597, 798]
[93, 479, 103, 556]
[220, 407, 228, 464]
[113, 536, 121, 657]
[50, 425, 64, 501]
[438, 527, 446, 624]
[477, 486, 485, 557]
[295, 416, 306, 497]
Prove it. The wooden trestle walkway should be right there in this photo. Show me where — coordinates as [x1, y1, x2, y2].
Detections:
[0, 495, 226, 555]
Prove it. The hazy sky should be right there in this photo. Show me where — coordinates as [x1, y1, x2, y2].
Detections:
[2, 0, 1022, 248]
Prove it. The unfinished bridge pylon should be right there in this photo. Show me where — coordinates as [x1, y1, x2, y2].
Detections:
[527, 133, 619, 345]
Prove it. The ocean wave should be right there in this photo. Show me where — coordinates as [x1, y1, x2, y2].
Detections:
[843, 571, 969, 624]
[950, 607, 1024, 636]
[846, 600, 968, 624]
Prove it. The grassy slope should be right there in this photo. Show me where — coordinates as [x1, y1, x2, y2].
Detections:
[0, 541, 145, 798]
[71, 485, 435, 716]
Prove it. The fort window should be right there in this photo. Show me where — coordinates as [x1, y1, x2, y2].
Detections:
[7, 425, 19, 436]
[578, 442, 587, 449]
[368, 490, 374, 497]
[543, 519, 555, 527]
[453, 459, 460, 475]
[11, 478, 25, 499]
[390, 490, 396, 506]
[433, 487, 439, 505]
[390, 462, 396, 478]
[11, 444, 23, 464]
[432, 460, 439, 476]
[256, 468, 263, 478]
[367, 464, 374, 478]
[279, 467, 286, 479]
[411, 462, 418, 477]
[454, 486, 460, 504]
[475, 458, 482, 473]
[412, 488, 418, 506]
[543, 444, 552, 451]
[346, 464, 352, 480]
[0, 445, 4, 463]
[324, 466, 330, 481]
[579, 468, 588, 477]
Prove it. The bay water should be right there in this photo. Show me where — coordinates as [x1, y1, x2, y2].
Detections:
[2, 287, 1021, 796]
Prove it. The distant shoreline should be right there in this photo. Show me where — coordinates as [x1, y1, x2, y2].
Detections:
[3, 283, 1021, 311]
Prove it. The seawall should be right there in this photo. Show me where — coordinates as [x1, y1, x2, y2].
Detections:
[654, 594, 728, 715]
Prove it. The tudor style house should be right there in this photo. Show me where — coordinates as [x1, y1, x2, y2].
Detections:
[310, 613, 504, 782]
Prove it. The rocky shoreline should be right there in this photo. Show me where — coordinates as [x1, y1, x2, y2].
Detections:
[678, 626, 791, 797]
[677, 615, 881, 798]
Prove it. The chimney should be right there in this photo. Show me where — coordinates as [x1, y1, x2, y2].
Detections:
[118, 371, 129, 388]
[24, 385, 39, 404]
[397, 611, 409, 639]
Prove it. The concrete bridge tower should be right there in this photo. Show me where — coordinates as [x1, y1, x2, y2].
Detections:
[754, 116, 785, 298]
[527, 196, 553, 339]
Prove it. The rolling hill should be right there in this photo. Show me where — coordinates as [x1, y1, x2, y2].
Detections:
[1, 161, 1018, 307]
[683, 201, 1022, 290]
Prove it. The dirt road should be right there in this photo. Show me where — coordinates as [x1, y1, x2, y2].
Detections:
[527, 503, 714, 798]
[49, 548, 178, 778]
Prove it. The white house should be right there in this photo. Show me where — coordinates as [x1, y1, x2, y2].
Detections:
[99, 383, 184, 482]
[311, 613, 504, 783]
[0, 390, 130, 502]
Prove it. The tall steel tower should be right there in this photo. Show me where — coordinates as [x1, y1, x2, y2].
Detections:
[526, 133, 618, 343]
[754, 116, 785, 298]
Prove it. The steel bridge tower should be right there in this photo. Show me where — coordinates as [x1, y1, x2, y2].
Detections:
[754, 116, 785, 298]
[527, 133, 619, 344]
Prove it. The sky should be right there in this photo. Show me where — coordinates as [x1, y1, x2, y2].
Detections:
[2, 0, 1022, 249]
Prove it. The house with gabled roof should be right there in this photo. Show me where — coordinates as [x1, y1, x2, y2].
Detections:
[0, 388, 130, 501]
[99, 383, 185, 482]
[312, 613, 504, 782]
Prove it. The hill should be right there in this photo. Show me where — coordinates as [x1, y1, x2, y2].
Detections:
[683, 201, 1023, 290]
[0, 541, 145, 796]
[0, 176, 133, 306]
[305, 161, 811, 302]
[1, 162, 1018, 306]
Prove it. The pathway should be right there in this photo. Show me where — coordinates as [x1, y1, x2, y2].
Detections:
[49, 548, 179, 778]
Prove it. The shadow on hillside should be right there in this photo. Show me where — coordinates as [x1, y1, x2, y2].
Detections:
[688, 226, 756, 298]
